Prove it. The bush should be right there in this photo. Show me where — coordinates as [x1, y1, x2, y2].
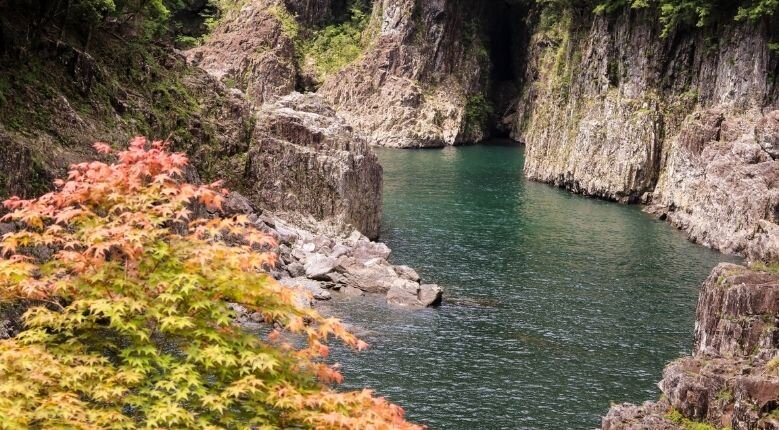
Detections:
[0, 137, 421, 429]
[301, 1, 372, 81]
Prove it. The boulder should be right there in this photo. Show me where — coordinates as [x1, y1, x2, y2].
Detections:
[332, 259, 400, 294]
[386, 279, 423, 307]
[349, 240, 392, 262]
[279, 277, 332, 301]
[419, 284, 443, 307]
[285, 261, 305, 278]
[394, 265, 421, 282]
[222, 191, 255, 215]
[303, 254, 338, 279]
[386, 280, 442, 308]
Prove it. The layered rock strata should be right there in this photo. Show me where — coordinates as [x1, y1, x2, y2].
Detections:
[603, 263, 779, 429]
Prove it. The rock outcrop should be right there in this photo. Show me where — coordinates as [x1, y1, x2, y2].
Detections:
[317, 0, 489, 147]
[186, 0, 297, 106]
[243, 92, 383, 239]
[649, 110, 779, 260]
[603, 263, 779, 429]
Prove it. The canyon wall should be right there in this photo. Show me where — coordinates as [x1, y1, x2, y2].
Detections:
[510, 7, 779, 260]
[317, 0, 490, 147]
[0, 1, 384, 240]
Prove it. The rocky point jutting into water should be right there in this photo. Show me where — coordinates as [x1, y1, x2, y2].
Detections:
[604, 263, 779, 429]
[0, 0, 440, 310]
[3, 0, 779, 427]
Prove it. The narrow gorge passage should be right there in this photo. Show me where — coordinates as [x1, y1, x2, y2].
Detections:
[483, 0, 528, 138]
[323, 144, 738, 430]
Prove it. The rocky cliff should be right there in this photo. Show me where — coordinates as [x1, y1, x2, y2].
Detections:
[317, 0, 490, 147]
[244, 92, 383, 239]
[510, 7, 779, 260]
[189, 0, 495, 147]
[0, 6, 384, 244]
[189, 0, 779, 260]
[603, 263, 779, 429]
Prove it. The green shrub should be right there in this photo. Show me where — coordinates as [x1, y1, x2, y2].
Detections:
[300, 1, 372, 81]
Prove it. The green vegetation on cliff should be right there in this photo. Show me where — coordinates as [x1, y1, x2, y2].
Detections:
[541, 0, 778, 36]
[299, 0, 375, 81]
[0, 0, 250, 201]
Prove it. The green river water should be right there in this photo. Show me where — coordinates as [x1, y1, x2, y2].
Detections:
[321, 142, 736, 429]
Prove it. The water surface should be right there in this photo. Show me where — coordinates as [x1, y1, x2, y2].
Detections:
[323, 143, 736, 429]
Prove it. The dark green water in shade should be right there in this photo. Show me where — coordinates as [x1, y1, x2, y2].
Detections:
[320, 142, 739, 430]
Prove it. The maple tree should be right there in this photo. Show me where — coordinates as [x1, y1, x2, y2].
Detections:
[0, 137, 422, 430]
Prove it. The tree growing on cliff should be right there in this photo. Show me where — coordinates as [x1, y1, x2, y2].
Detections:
[0, 137, 421, 429]
[591, 0, 778, 36]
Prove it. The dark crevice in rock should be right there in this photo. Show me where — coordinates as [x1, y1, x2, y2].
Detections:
[469, 0, 531, 141]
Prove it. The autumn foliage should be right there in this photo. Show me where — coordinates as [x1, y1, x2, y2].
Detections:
[0, 137, 422, 429]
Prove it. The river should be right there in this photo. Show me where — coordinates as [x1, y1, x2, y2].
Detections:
[322, 142, 736, 429]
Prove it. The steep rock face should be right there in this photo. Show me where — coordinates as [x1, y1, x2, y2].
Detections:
[515, 10, 776, 202]
[186, 0, 297, 106]
[243, 93, 383, 239]
[317, 0, 488, 147]
[650, 110, 779, 260]
[513, 8, 779, 257]
[603, 263, 779, 429]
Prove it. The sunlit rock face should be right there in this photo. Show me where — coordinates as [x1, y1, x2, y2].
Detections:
[186, 0, 297, 106]
[317, 0, 491, 147]
[650, 110, 779, 261]
[510, 7, 778, 258]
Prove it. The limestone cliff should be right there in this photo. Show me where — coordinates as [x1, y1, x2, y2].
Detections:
[603, 263, 779, 429]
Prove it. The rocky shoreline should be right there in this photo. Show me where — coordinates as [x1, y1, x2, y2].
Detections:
[240, 208, 443, 309]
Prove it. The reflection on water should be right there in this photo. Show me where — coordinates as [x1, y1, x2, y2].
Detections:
[322, 144, 737, 430]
